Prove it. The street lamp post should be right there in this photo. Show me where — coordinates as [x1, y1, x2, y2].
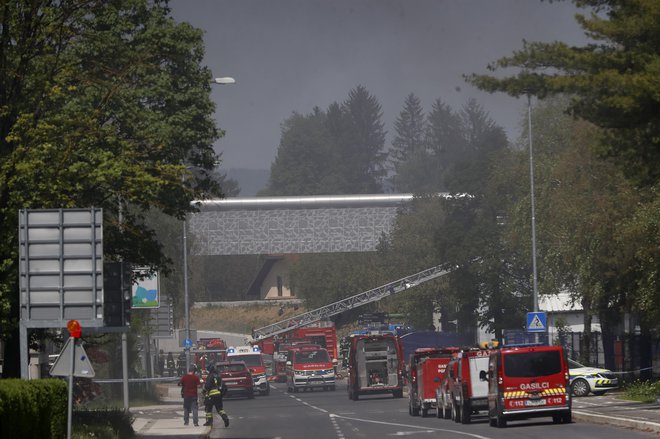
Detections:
[527, 93, 539, 313]
[183, 75, 235, 373]
[527, 94, 540, 343]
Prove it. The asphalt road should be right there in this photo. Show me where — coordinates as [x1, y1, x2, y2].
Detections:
[210, 380, 657, 439]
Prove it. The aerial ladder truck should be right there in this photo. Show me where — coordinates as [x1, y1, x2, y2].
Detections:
[252, 263, 456, 341]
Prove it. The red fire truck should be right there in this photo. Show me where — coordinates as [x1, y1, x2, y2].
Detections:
[437, 347, 491, 423]
[256, 322, 338, 360]
[347, 332, 405, 400]
[195, 338, 227, 375]
[486, 344, 572, 428]
[408, 347, 459, 417]
[285, 345, 336, 392]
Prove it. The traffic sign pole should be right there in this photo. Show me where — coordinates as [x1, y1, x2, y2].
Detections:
[67, 336, 75, 439]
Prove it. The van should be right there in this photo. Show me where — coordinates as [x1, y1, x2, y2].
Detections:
[438, 348, 491, 423]
[485, 344, 571, 428]
[347, 333, 404, 400]
[286, 345, 336, 392]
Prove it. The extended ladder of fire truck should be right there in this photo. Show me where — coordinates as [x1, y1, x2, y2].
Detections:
[252, 264, 456, 340]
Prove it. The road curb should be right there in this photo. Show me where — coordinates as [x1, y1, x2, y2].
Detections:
[573, 409, 660, 435]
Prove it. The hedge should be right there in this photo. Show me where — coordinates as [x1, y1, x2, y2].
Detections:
[0, 378, 67, 439]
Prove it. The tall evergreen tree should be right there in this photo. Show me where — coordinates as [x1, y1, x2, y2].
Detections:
[466, 0, 660, 187]
[424, 98, 465, 190]
[337, 85, 387, 193]
[265, 108, 331, 195]
[388, 93, 426, 191]
[447, 99, 508, 194]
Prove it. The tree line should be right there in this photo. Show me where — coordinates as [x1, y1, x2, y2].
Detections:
[275, 0, 659, 355]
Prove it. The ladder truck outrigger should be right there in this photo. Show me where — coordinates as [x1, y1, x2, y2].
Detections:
[252, 264, 457, 377]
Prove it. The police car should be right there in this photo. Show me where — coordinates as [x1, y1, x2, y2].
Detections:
[568, 358, 618, 397]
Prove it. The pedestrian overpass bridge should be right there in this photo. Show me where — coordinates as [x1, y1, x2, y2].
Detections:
[188, 193, 451, 256]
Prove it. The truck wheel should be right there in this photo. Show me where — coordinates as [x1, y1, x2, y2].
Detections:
[460, 403, 471, 424]
[496, 415, 507, 428]
[421, 407, 429, 418]
[562, 412, 572, 424]
[247, 389, 255, 399]
[352, 390, 359, 401]
[293, 386, 299, 393]
[263, 384, 270, 396]
[409, 399, 420, 416]
[571, 378, 590, 397]
[489, 417, 497, 427]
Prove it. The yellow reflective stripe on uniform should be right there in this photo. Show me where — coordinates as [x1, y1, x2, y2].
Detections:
[208, 389, 221, 396]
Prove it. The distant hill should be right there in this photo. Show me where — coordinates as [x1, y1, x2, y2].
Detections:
[226, 168, 269, 196]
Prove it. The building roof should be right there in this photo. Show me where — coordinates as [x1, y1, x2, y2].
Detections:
[539, 292, 582, 313]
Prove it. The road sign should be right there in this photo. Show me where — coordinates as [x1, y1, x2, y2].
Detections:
[148, 297, 174, 338]
[184, 338, 193, 349]
[132, 269, 160, 308]
[19, 208, 104, 327]
[49, 337, 96, 378]
[527, 312, 547, 333]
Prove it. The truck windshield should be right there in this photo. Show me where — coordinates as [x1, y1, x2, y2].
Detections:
[217, 364, 246, 373]
[503, 350, 562, 377]
[229, 354, 263, 367]
[295, 350, 330, 363]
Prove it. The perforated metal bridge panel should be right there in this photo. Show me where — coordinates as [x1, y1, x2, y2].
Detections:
[188, 205, 399, 256]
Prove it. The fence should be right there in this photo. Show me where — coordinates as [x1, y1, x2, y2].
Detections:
[504, 329, 659, 382]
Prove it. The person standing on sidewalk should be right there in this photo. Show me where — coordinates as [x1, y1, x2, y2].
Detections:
[203, 364, 229, 427]
[178, 364, 201, 426]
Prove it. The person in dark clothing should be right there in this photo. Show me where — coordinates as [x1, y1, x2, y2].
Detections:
[203, 364, 229, 427]
[178, 364, 201, 426]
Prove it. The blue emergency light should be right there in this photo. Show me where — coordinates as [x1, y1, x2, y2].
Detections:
[252, 346, 261, 353]
[227, 347, 236, 354]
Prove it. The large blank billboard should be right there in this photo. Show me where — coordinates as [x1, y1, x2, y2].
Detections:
[19, 208, 104, 327]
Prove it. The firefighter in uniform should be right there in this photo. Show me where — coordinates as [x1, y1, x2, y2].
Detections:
[203, 364, 229, 427]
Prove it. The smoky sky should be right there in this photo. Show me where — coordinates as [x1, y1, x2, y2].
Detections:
[170, 0, 589, 171]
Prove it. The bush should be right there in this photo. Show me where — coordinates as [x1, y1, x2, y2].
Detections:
[73, 408, 134, 439]
[622, 380, 660, 403]
[0, 378, 67, 438]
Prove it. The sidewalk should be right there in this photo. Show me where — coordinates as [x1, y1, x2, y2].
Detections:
[571, 391, 660, 435]
[132, 384, 210, 438]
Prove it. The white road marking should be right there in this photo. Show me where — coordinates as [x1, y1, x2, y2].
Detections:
[389, 432, 435, 436]
[280, 385, 492, 439]
[331, 415, 494, 439]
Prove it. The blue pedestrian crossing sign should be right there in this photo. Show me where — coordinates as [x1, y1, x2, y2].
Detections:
[184, 338, 193, 349]
[527, 312, 547, 333]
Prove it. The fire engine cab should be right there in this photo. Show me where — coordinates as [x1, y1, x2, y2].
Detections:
[485, 343, 572, 428]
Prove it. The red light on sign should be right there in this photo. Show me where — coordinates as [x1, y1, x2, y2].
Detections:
[67, 320, 81, 338]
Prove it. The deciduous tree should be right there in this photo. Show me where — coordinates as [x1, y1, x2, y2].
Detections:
[0, 0, 224, 376]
